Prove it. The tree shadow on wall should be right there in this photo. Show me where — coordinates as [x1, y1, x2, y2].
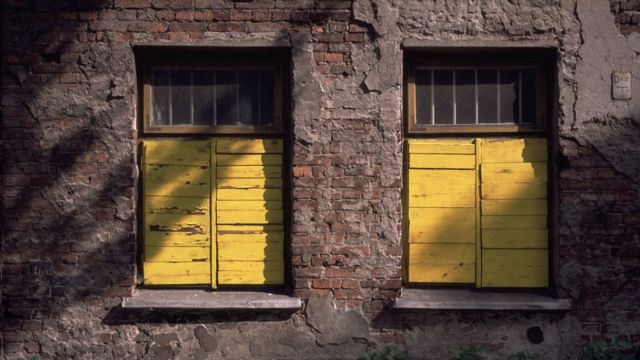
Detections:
[1, 2, 308, 352]
[1, 1, 140, 351]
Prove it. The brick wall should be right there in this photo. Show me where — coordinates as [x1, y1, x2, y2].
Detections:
[611, 0, 640, 34]
[1, 0, 639, 358]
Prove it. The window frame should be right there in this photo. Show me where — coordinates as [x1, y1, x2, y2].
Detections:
[142, 59, 285, 135]
[406, 55, 549, 134]
[135, 47, 292, 291]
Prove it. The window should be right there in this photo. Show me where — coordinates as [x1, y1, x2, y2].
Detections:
[138, 50, 287, 289]
[407, 53, 547, 134]
[405, 51, 552, 288]
[143, 60, 283, 134]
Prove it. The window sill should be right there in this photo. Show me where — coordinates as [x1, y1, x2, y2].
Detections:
[121, 289, 302, 310]
[393, 288, 572, 311]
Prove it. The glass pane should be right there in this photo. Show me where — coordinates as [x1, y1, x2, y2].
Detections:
[499, 69, 519, 123]
[415, 70, 432, 125]
[151, 70, 171, 126]
[260, 70, 275, 126]
[477, 69, 498, 124]
[456, 69, 476, 124]
[171, 70, 191, 125]
[238, 70, 261, 126]
[215, 70, 238, 125]
[433, 70, 453, 125]
[521, 69, 537, 124]
[193, 70, 214, 126]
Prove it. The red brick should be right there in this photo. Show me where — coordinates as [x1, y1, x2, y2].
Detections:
[235, 0, 274, 9]
[293, 166, 313, 177]
[127, 22, 167, 32]
[114, 0, 150, 8]
[316, 0, 350, 9]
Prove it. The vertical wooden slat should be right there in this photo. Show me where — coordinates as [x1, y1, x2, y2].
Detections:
[407, 139, 477, 284]
[480, 138, 549, 288]
[142, 139, 212, 285]
[216, 139, 285, 285]
[210, 138, 217, 289]
[475, 138, 482, 288]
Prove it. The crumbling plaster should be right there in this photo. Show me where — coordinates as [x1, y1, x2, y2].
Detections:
[572, 0, 640, 183]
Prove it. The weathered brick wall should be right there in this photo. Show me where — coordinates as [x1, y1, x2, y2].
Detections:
[1, 0, 639, 359]
[611, 0, 640, 34]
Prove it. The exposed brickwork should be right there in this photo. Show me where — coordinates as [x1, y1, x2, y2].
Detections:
[611, 0, 640, 34]
[1, 0, 639, 359]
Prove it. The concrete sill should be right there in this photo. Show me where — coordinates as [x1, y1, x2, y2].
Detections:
[393, 289, 572, 311]
[121, 289, 302, 311]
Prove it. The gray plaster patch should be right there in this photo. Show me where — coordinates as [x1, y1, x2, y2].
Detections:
[305, 297, 370, 345]
[572, 0, 640, 184]
[194, 325, 217, 352]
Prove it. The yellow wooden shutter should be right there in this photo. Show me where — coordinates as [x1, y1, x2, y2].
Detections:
[407, 139, 477, 283]
[406, 137, 549, 287]
[215, 139, 285, 285]
[142, 140, 212, 285]
[480, 138, 549, 287]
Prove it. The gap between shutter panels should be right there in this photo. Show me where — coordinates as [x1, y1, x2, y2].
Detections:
[406, 137, 548, 288]
[141, 138, 284, 288]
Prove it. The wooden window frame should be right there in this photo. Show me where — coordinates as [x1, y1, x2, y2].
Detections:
[406, 55, 549, 135]
[142, 59, 285, 135]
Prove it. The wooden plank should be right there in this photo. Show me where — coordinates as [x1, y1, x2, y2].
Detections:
[144, 274, 211, 285]
[408, 169, 475, 185]
[218, 270, 284, 285]
[408, 208, 475, 243]
[475, 138, 482, 288]
[481, 181, 547, 199]
[210, 138, 217, 289]
[218, 241, 283, 261]
[144, 140, 210, 166]
[218, 260, 284, 271]
[482, 229, 548, 249]
[217, 200, 282, 211]
[216, 139, 283, 154]
[217, 210, 283, 224]
[410, 154, 476, 169]
[408, 262, 475, 283]
[145, 196, 209, 216]
[481, 215, 547, 229]
[217, 178, 283, 189]
[145, 231, 210, 247]
[409, 169, 475, 208]
[145, 246, 209, 262]
[217, 188, 282, 201]
[145, 214, 209, 232]
[217, 224, 284, 233]
[145, 163, 209, 182]
[482, 249, 548, 287]
[408, 141, 475, 154]
[481, 199, 548, 216]
[217, 154, 282, 166]
[143, 261, 210, 285]
[217, 166, 282, 178]
[481, 162, 547, 182]
[481, 138, 547, 163]
[218, 232, 284, 243]
[409, 243, 475, 263]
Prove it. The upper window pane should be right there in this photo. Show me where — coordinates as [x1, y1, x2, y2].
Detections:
[149, 67, 278, 129]
[411, 65, 540, 130]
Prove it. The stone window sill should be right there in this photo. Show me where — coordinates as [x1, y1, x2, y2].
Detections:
[393, 288, 572, 311]
[121, 289, 302, 310]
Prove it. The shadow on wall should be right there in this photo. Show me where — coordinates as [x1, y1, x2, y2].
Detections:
[1, 0, 138, 335]
[1, 1, 306, 342]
